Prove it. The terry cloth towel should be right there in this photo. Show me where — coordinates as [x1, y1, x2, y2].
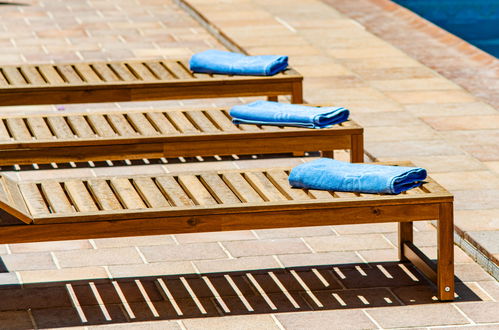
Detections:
[189, 49, 288, 76]
[230, 101, 350, 129]
[289, 158, 427, 194]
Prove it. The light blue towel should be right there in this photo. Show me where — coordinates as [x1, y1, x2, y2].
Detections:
[230, 101, 350, 129]
[189, 50, 288, 76]
[289, 158, 427, 194]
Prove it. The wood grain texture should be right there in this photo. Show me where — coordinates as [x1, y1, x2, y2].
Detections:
[0, 60, 303, 106]
[0, 108, 363, 165]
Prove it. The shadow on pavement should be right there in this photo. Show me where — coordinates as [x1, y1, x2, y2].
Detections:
[0, 261, 480, 328]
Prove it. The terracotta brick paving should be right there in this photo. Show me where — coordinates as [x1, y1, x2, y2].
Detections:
[0, 0, 498, 329]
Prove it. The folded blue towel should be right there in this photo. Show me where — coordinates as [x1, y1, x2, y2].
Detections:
[189, 50, 288, 76]
[289, 158, 427, 194]
[230, 101, 350, 129]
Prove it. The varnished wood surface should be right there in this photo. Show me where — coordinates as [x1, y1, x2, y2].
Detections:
[0, 108, 363, 164]
[0, 60, 303, 105]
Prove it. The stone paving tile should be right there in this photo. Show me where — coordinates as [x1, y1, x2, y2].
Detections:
[254, 226, 335, 239]
[194, 256, 281, 273]
[466, 231, 499, 255]
[54, 247, 143, 268]
[1, 252, 57, 271]
[275, 310, 377, 329]
[423, 115, 499, 131]
[366, 140, 464, 158]
[405, 102, 498, 117]
[455, 210, 499, 232]
[182, 314, 279, 330]
[366, 304, 470, 328]
[175, 230, 257, 244]
[455, 263, 496, 282]
[87, 321, 181, 329]
[304, 233, 393, 252]
[431, 171, 499, 191]
[365, 125, 438, 142]
[9, 240, 92, 254]
[139, 243, 227, 263]
[350, 111, 424, 127]
[453, 190, 499, 211]
[108, 261, 196, 278]
[92, 235, 176, 248]
[407, 155, 486, 173]
[332, 222, 397, 235]
[19, 266, 108, 284]
[0, 272, 20, 286]
[222, 238, 311, 257]
[386, 90, 477, 105]
[456, 302, 499, 323]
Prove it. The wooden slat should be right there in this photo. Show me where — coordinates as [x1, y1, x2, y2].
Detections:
[165, 61, 193, 79]
[64, 180, 99, 212]
[334, 191, 360, 198]
[66, 115, 95, 138]
[185, 111, 219, 133]
[166, 111, 198, 133]
[307, 189, 334, 200]
[2, 67, 27, 85]
[57, 65, 83, 84]
[46, 116, 75, 139]
[106, 113, 138, 136]
[221, 172, 264, 203]
[199, 173, 240, 204]
[144, 61, 175, 80]
[41, 181, 74, 214]
[108, 62, 137, 81]
[0, 69, 10, 86]
[204, 109, 239, 132]
[3, 177, 30, 216]
[126, 62, 157, 81]
[132, 177, 170, 208]
[266, 169, 310, 200]
[421, 180, 448, 194]
[26, 117, 53, 139]
[244, 171, 287, 202]
[127, 112, 159, 136]
[5, 118, 31, 140]
[238, 124, 261, 132]
[0, 120, 11, 141]
[73, 63, 103, 83]
[146, 112, 179, 134]
[110, 177, 147, 209]
[87, 114, 116, 137]
[91, 63, 120, 82]
[18, 182, 50, 216]
[155, 176, 194, 207]
[20, 66, 47, 85]
[37, 65, 65, 84]
[177, 175, 217, 205]
[87, 179, 122, 210]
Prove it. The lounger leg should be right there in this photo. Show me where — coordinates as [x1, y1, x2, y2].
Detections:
[350, 134, 364, 163]
[398, 222, 413, 261]
[437, 202, 454, 301]
[267, 96, 278, 102]
[291, 82, 303, 104]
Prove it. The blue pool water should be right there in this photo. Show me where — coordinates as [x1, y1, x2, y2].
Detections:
[393, 0, 499, 58]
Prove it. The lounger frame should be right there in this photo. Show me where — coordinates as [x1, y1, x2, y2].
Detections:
[0, 108, 364, 165]
[0, 60, 303, 106]
[0, 163, 454, 300]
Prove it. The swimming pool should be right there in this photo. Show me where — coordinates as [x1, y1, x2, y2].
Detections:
[393, 0, 499, 58]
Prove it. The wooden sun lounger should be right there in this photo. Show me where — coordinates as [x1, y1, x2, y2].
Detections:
[0, 163, 454, 300]
[0, 107, 364, 165]
[0, 60, 303, 106]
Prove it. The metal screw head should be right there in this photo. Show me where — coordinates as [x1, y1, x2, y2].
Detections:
[445, 287, 451, 292]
